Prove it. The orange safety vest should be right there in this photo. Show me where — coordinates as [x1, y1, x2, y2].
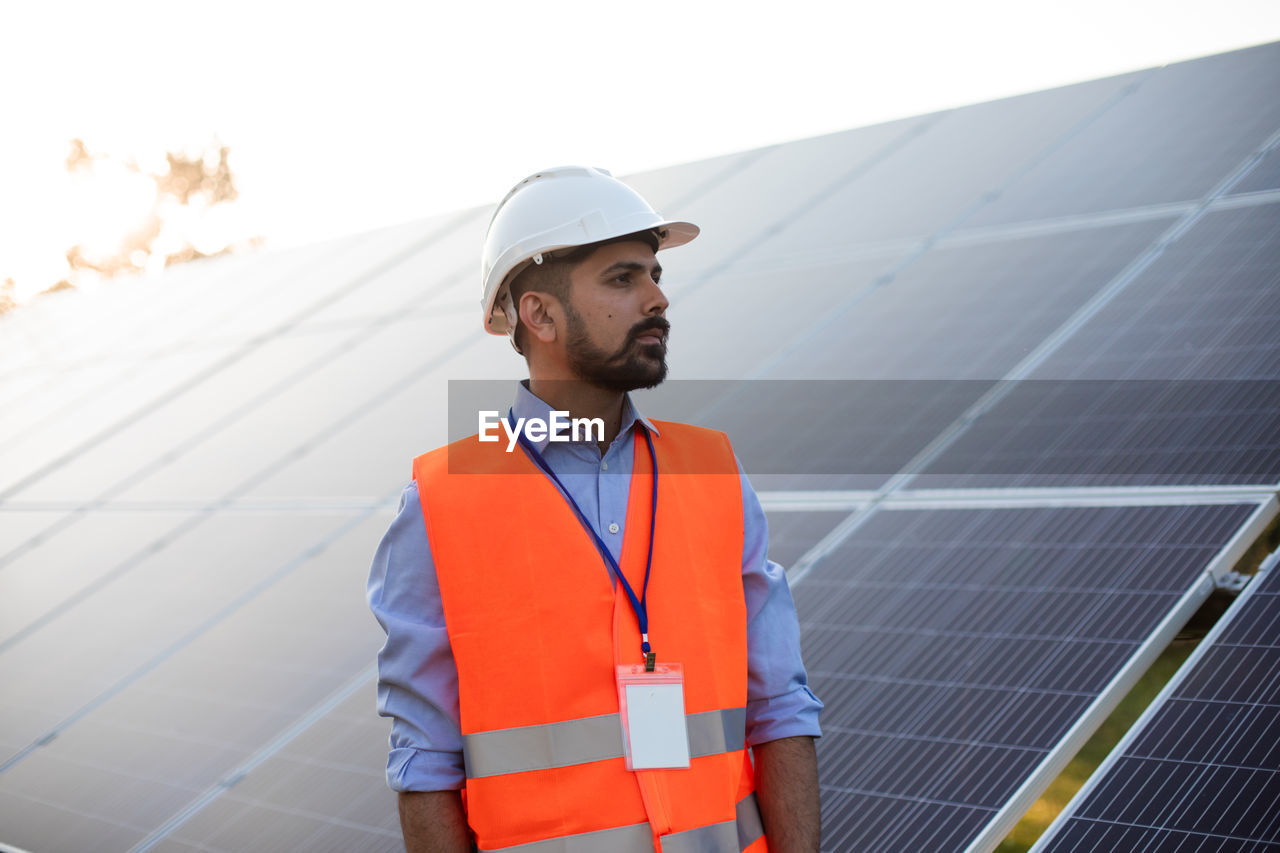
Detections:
[414, 420, 768, 853]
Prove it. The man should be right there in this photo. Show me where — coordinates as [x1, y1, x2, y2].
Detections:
[368, 166, 822, 852]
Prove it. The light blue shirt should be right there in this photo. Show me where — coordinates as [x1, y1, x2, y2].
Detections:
[367, 383, 822, 791]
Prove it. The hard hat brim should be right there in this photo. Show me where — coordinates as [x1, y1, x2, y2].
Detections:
[482, 218, 699, 336]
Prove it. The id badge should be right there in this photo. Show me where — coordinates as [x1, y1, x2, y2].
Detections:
[616, 662, 690, 770]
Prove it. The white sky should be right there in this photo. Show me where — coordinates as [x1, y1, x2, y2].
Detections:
[2, 0, 1279, 301]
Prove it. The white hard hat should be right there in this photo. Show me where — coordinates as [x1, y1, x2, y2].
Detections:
[480, 165, 699, 336]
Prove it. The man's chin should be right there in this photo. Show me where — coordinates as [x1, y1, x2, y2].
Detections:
[634, 360, 668, 390]
[600, 362, 668, 393]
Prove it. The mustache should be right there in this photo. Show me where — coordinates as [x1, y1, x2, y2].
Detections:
[629, 317, 671, 343]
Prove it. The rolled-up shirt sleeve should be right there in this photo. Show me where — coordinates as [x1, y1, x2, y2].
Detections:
[367, 482, 465, 791]
[740, 465, 824, 746]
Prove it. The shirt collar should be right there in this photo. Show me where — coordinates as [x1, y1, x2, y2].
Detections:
[513, 381, 660, 453]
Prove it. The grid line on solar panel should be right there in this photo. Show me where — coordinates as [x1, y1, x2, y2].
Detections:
[822, 722, 1084, 753]
[630, 144, 777, 213]
[0, 212, 476, 505]
[964, 42, 1280, 229]
[21, 217, 453, 372]
[0, 259, 470, 467]
[2, 246, 271, 380]
[0, 786, 157, 850]
[1011, 144, 1280, 381]
[0, 512, 390, 849]
[165, 797, 401, 853]
[880, 155, 1280, 490]
[927, 199, 1197, 252]
[913, 204, 1280, 488]
[1231, 139, 1280, 196]
[127, 666, 377, 852]
[800, 501, 1266, 853]
[744, 86, 1211, 381]
[1033, 555, 1280, 852]
[0, 498, 391, 774]
[725, 73, 1154, 287]
[670, 112, 946, 297]
[1, 277, 471, 505]
[0, 230, 390, 444]
[0, 313, 480, 611]
[823, 793, 997, 853]
[762, 510, 856, 571]
[879, 486, 1280, 512]
[1026, 204, 1280, 382]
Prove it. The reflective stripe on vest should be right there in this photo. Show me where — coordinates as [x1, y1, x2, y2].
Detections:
[476, 793, 764, 853]
[464, 707, 747, 779]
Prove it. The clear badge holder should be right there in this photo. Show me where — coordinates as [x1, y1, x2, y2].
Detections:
[616, 662, 691, 770]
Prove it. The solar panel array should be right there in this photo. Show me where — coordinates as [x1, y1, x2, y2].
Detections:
[795, 501, 1269, 852]
[1034, 554, 1280, 850]
[1, 40, 1279, 852]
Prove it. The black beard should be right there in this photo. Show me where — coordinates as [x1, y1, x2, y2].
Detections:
[563, 305, 669, 393]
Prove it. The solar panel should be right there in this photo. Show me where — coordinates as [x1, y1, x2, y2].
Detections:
[762, 509, 855, 569]
[659, 252, 908, 380]
[965, 41, 1280, 229]
[1034, 552, 1280, 850]
[0, 510, 64, 564]
[758, 70, 1143, 253]
[759, 218, 1175, 381]
[0, 511, 198, 651]
[0, 511, 390, 852]
[144, 677, 401, 853]
[0, 222, 448, 505]
[0, 512, 361, 755]
[0, 247, 254, 379]
[619, 114, 932, 275]
[286, 210, 487, 333]
[797, 500, 1270, 852]
[1229, 144, 1280, 196]
[918, 203, 1280, 488]
[243, 341, 485, 501]
[1031, 205, 1280, 382]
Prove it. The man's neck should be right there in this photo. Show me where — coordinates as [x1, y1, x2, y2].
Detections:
[527, 378, 626, 452]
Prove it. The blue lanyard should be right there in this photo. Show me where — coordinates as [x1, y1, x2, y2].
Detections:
[511, 411, 659, 669]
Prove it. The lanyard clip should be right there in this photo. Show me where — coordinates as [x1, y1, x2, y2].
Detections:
[644, 651, 656, 672]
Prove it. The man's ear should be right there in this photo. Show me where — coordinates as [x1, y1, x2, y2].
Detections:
[518, 292, 559, 345]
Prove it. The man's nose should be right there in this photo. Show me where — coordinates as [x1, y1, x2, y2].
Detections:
[643, 275, 669, 315]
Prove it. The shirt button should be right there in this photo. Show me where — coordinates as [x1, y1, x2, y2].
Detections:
[608, 523, 620, 534]
[601, 461, 608, 471]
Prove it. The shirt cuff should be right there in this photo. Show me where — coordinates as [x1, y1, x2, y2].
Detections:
[745, 685, 824, 746]
[387, 747, 466, 792]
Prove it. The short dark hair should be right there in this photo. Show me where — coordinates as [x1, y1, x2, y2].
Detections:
[507, 230, 660, 354]
[508, 255, 571, 353]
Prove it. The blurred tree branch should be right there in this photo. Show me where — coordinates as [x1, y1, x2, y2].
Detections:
[0, 139, 259, 316]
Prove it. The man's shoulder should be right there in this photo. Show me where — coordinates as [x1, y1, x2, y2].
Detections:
[413, 433, 486, 463]
[413, 433, 526, 482]
[650, 419, 731, 445]
[649, 420, 739, 475]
